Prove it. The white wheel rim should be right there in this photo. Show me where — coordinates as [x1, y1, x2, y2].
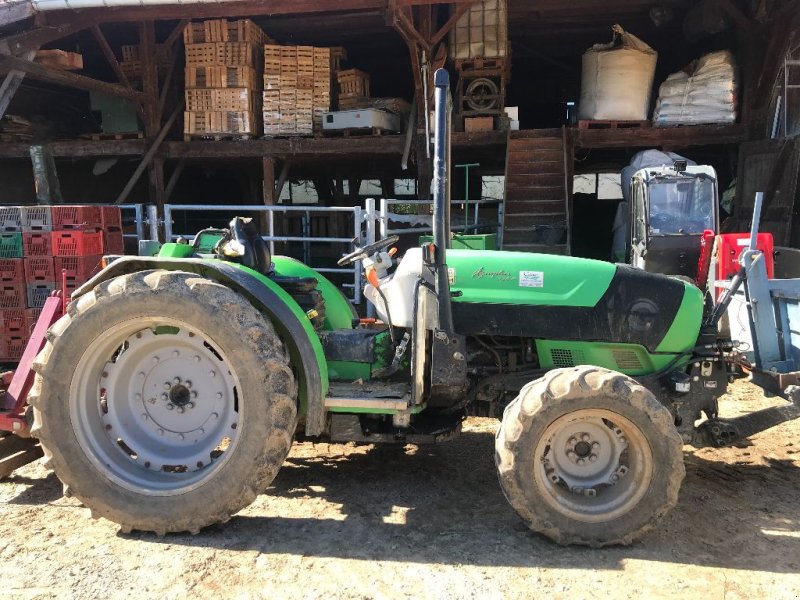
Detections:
[70, 318, 242, 496]
[534, 408, 653, 523]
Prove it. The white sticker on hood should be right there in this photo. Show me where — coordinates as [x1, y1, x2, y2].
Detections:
[519, 270, 544, 288]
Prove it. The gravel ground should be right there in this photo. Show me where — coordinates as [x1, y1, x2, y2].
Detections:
[1, 380, 799, 600]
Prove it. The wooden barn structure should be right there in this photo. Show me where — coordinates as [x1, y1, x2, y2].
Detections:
[0, 0, 798, 260]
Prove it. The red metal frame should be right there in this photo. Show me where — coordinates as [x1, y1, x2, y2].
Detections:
[0, 295, 62, 434]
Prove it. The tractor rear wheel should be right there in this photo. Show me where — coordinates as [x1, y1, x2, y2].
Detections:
[29, 270, 297, 535]
[495, 366, 684, 547]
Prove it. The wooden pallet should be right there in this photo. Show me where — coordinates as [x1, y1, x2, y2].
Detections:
[184, 133, 255, 142]
[578, 120, 651, 130]
[262, 132, 314, 139]
[82, 131, 144, 141]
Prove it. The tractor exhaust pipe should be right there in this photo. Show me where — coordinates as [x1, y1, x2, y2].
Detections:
[431, 68, 454, 333]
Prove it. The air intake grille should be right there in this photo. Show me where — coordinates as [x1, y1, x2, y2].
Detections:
[550, 348, 586, 368]
[613, 350, 643, 371]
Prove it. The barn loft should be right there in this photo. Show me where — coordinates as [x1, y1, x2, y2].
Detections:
[0, 0, 798, 261]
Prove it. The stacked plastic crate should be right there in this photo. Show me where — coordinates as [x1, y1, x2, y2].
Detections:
[0, 205, 124, 363]
[183, 19, 268, 139]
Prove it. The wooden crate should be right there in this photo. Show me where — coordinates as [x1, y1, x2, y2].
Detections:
[121, 44, 171, 63]
[184, 111, 257, 136]
[338, 69, 370, 97]
[185, 66, 257, 89]
[183, 19, 268, 45]
[185, 42, 258, 67]
[465, 116, 494, 132]
[185, 88, 257, 112]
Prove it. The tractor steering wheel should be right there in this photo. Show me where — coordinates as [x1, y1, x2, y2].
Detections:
[337, 235, 400, 266]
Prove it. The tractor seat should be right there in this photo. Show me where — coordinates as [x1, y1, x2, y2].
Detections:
[228, 216, 271, 276]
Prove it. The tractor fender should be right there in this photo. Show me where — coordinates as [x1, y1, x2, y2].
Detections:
[72, 257, 329, 436]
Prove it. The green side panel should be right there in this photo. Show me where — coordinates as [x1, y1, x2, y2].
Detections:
[327, 360, 371, 381]
[271, 255, 355, 331]
[655, 283, 704, 353]
[229, 263, 329, 404]
[446, 249, 616, 307]
[420, 234, 498, 250]
[158, 243, 194, 258]
[536, 340, 678, 376]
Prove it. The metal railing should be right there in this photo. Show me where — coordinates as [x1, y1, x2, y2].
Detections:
[377, 198, 504, 244]
[118, 203, 145, 246]
[162, 203, 370, 304]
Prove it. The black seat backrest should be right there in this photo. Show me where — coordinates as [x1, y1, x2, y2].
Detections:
[228, 217, 272, 275]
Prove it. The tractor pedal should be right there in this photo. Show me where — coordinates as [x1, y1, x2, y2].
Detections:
[0, 434, 43, 479]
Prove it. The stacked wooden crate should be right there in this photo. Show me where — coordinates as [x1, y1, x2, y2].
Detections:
[118, 44, 172, 80]
[264, 45, 331, 137]
[183, 19, 268, 139]
[338, 69, 371, 109]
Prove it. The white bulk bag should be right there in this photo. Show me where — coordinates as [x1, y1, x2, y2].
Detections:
[578, 25, 658, 121]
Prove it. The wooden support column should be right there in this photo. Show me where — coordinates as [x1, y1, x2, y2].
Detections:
[139, 21, 167, 216]
[262, 156, 277, 205]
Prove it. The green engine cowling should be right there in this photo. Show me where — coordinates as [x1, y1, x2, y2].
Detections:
[445, 249, 703, 375]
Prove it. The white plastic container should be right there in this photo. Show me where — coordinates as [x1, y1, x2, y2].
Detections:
[364, 248, 423, 328]
[578, 25, 657, 121]
[322, 108, 401, 132]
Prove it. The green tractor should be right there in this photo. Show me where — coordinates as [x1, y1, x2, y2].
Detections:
[28, 70, 800, 547]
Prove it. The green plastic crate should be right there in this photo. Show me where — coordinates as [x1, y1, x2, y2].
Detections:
[0, 233, 23, 258]
[419, 233, 498, 251]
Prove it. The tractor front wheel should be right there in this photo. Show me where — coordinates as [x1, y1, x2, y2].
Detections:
[29, 270, 297, 535]
[495, 366, 684, 547]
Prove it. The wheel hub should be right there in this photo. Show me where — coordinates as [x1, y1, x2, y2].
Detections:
[99, 327, 239, 480]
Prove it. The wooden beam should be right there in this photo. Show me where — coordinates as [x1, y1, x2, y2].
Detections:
[0, 3, 35, 28]
[115, 103, 183, 205]
[158, 44, 180, 117]
[160, 19, 189, 57]
[263, 156, 277, 205]
[140, 21, 160, 135]
[165, 160, 186, 200]
[0, 49, 36, 120]
[0, 16, 97, 56]
[0, 54, 146, 103]
[275, 159, 291, 200]
[430, 2, 474, 46]
[42, 1, 389, 25]
[575, 123, 749, 150]
[91, 25, 132, 88]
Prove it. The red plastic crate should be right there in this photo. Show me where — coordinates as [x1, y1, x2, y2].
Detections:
[0, 283, 26, 309]
[0, 258, 25, 283]
[51, 231, 104, 257]
[51, 205, 102, 230]
[55, 255, 102, 282]
[23, 232, 53, 257]
[0, 309, 26, 334]
[103, 229, 125, 255]
[0, 335, 28, 362]
[101, 206, 123, 230]
[24, 256, 55, 283]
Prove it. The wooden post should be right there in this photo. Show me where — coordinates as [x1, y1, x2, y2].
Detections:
[262, 156, 276, 205]
[139, 21, 167, 218]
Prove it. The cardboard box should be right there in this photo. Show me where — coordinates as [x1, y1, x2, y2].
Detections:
[465, 116, 494, 132]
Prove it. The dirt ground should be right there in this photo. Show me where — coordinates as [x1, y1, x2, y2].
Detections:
[1, 380, 799, 600]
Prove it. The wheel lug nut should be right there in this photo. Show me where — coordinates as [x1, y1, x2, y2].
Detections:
[567, 450, 576, 459]
[185, 381, 192, 389]
[177, 407, 185, 414]
[581, 433, 590, 442]
[209, 371, 216, 378]
[211, 412, 219, 420]
[216, 392, 223, 399]
[191, 391, 198, 399]
[141, 413, 148, 420]
[161, 393, 168, 401]
[577, 458, 586, 466]
[187, 402, 195, 409]
[567, 436, 577, 446]
[591, 442, 600, 450]
[173, 350, 180, 357]
[163, 383, 171, 390]
[173, 377, 181, 384]
[152, 356, 159, 364]
[166, 403, 174, 410]
[193, 355, 200, 362]
[589, 454, 598, 462]
[139, 371, 146, 378]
